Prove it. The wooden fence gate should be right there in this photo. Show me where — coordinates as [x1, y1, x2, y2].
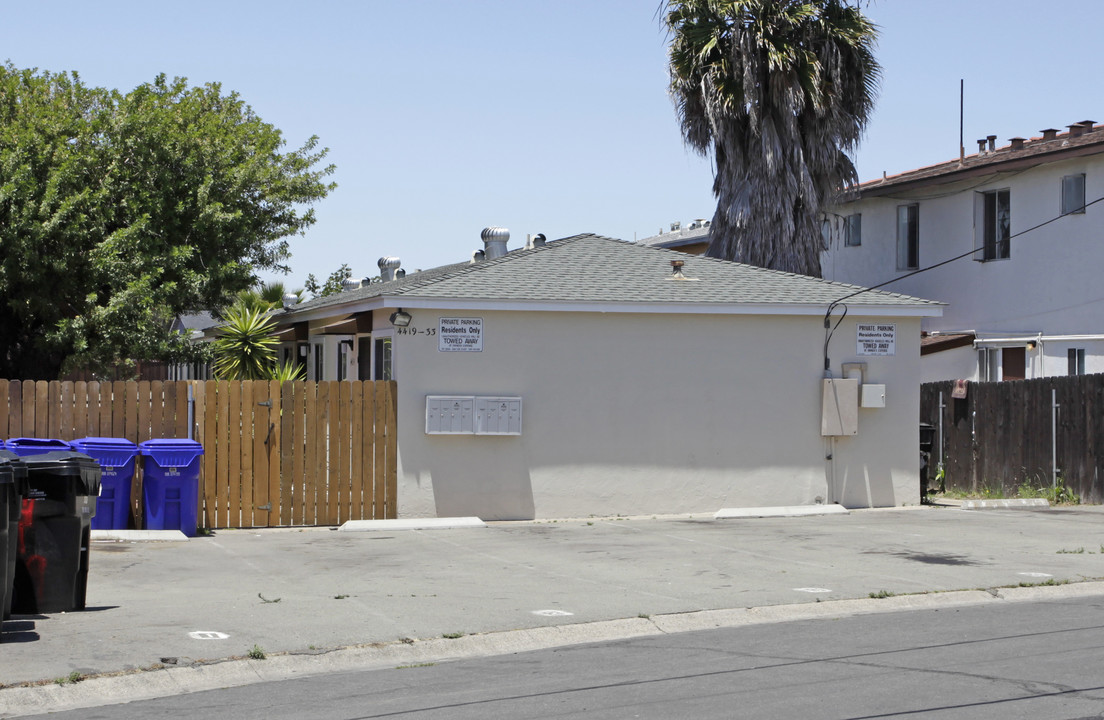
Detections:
[0, 379, 397, 528]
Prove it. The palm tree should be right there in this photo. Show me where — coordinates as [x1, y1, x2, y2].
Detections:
[665, 0, 880, 277]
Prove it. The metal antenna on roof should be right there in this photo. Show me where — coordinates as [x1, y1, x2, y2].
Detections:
[959, 79, 965, 162]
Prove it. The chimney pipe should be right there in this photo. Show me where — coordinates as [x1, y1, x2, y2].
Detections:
[481, 226, 509, 260]
[1069, 123, 1085, 138]
[1041, 128, 1059, 140]
[1009, 137, 1026, 151]
[377, 256, 401, 282]
[976, 138, 987, 154]
[1079, 120, 1097, 133]
[986, 134, 997, 152]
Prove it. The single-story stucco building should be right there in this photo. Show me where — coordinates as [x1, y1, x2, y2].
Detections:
[267, 230, 942, 520]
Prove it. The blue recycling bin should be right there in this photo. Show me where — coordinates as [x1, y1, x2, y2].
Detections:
[5, 438, 72, 457]
[71, 438, 139, 530]
[139, 440, 204, 537]
[0, 451, 27, 621]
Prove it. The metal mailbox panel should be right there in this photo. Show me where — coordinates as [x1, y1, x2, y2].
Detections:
[475, 396, 522, 435]
[425, 396, 475, 434]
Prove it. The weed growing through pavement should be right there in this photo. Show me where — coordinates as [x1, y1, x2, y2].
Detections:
[442, 632, 465, 639]
[1057, 548, 1086, 554]
[54, 671, 82, 685]
[248, 645, 266, 660]
[869, 590, 894, 599]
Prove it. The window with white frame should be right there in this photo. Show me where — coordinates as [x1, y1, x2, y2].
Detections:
[978, 348, 1000, 382]
[844, 213, 861, 247]
[337, 339, 350, 381]
[977, 189, 1010, 260]
[1062, 174, 1086, 215]
[1068, 348, 1086, 376]
[374, 336, 392, 381]
[896, 204, 918, 270]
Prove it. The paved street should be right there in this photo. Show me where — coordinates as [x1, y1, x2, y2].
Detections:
[3, 504, 1104, 716]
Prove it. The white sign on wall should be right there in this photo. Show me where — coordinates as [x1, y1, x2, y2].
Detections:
[857, 323, 896, 356]
[439, 317, 483, 352]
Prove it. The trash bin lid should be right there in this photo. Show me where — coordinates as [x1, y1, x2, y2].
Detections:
[5, 438, 72, 456]
[71, 437, 139, 466]
[22, 451, 102, 496]
[139, 439, 204, 466]
[0, 449, 28, 496]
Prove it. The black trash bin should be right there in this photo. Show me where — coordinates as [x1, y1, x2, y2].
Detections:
[0, 450, 27, 622]
[11, 451, 100, 614]
[919, 423, 937, 500]
[0, 458, 15, 635]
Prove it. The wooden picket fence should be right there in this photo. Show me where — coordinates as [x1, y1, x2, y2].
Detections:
[0, 379, 397, 528]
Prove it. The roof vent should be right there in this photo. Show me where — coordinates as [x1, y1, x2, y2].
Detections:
[341, 277, 362, 292]
[378, 256, 401, 282]
[470, 249, 485, 264]
[987, 134, 997, 152]
[282, 293, 300, 310]
[481, 227, 509, 260]
[670, 221, 682, 232]
[1009, 137, 1026, 151]
[1041, 128, 1059, 140]
[525, 233, 547, 250]
[976, 138, 987, 154]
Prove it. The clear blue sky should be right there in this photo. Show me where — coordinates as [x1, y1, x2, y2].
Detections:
[2, 1, 1101, 288]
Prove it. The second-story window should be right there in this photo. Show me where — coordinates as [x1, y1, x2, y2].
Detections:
[1062, 174, 1086, 215]
[844, 213, 861, 247]
[978, 189, 1010, 260]
[896, 204, 918, 270]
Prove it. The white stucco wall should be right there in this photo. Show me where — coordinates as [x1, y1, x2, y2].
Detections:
[823, 155, 1104, 380]
[388, 309, 922, 520]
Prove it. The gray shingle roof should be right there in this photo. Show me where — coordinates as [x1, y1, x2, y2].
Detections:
[291, 234, 938, 310]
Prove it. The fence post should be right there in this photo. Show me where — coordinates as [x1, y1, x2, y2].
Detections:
[1052, 387, 1060, 488]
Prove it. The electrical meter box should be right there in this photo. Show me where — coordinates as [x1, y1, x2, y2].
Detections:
[475, 397, 523, 435]
[861, 384, 886, 408]
[425, 396, 475, 434]
[821, 378, 859, 436]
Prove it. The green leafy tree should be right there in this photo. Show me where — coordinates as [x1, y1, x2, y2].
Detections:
[304, 263, 352, 298]
[0, 64, 335, 379]
[665, 0, 880, 277]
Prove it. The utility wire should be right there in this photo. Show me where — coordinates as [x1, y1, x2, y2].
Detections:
[822, 194, 1104, 371]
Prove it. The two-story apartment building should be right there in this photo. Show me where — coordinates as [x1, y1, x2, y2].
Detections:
[827, 122, 1104, 382]
[650, 121, 1104, 382]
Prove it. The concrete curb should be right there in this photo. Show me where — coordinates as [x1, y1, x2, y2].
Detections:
[90, 530, 190, 542]
[961, 498, 1051, 510]
[7, 580, 1102, 717]
[338, 517, 486, 531]
[714, 505, 850, 519]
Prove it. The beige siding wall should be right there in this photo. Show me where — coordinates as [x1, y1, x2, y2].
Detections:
[391, 309, 922, 519]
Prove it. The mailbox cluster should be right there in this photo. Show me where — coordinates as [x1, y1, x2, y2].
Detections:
[425, 395, 523, 436]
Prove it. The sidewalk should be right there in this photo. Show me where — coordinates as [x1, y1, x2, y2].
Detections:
[3, 504, 1104, 715]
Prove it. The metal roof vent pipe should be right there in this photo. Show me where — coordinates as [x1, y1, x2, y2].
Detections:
[1041, 128, 1059, 140]
[525, 233, 547, 250]
[341, 276, 362, 292]
[378, 256, 401, 282]
[470, 249, 485, 264]
[481, 226, 509, 260]
[282, 292, 300, 310]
